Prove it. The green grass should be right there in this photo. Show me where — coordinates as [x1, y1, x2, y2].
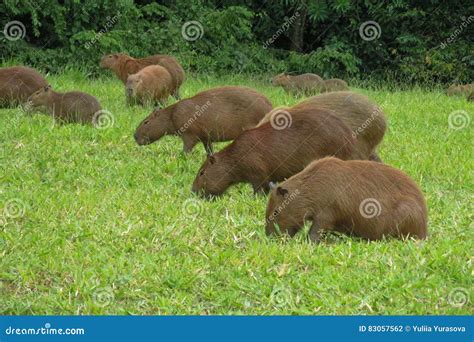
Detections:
[1, 70, 473, 315]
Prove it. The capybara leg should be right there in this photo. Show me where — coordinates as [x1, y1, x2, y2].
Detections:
[369, 151, 383, 163]
[308, 220, 322, 243]
[394, 198, 427, 240]
[182, 134, 198, 153]
[265, 220, 278, 236]
[203, 141, 214, 155]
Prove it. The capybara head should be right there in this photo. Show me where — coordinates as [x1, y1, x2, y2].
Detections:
[265, 185, 305, 237]
[100, 54, 120, 69]
[271, 73, 288, 86]
[191, 154, 234, 197]
[27, 85, 53, 108]
[126, 74, 143, 97]
[134, 108, 174, 145]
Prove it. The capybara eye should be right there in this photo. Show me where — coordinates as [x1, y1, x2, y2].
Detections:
[199, 169, 205, 176]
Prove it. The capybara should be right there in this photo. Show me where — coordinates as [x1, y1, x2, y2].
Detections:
[192, 104, 363, 197]
[258, 91, 387, 162]
[322, 78, 349, 92]
[27, 85, 101, 124]
[0, 66, 48, 107]
[271, 73, 324, 96]
[126, 65, 173, 106]
[100, 53, 185, 98]
[265, 157, 427, 242]
[134, 86, 273, 153]
[447, 84, 474, 97]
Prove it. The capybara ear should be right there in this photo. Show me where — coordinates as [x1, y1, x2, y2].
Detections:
[276, 186, 289, 197]
[209, 155, 216, 164]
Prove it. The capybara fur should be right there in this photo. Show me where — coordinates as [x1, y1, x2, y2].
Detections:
[0, 66, 48, 107]
[265, 157, 428, 242]
[258, 91, 387, 162]
[191, 105, 363, 197]
[27, 85, 101, 124]
[322, 78, 349, 92]
[126, 65, 173, 106]
[447, 84, 474, 97]
[271, 73, 324, 96]
[134, 86, 273, 153]
[100, 53, 185, 98]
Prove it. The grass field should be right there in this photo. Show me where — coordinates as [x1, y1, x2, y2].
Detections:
[0, 70, 472, 315]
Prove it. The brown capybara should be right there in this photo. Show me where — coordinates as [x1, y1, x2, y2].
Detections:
[447, 84, 474, 97]
[265, 157, 428, 242]
[322, 78, 349, 92]
[258, 91, 387, 162]
[271, 73, 324, 96]
[191, 105, 363, 197]
[126, 65, 173, 106]
[0, 66, 48, 107]
[100, 53, 185, 98]
[27, 85, 101, 124]
[134, 86, 273, 154]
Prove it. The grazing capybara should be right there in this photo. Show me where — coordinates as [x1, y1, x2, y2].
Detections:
[134, 86, 273, 153]
[191, 104, 364, 197]
[447, 84, 474, 97]
[322, 78, 349, 92]
[27, 85, 101, 124]
[126, 65, 173, 106]
[258, 91, 387, 162]
[271, 73, 324, 96]
[0, 66, 48, 107]
[100, 53, 185, 98]
[265, 157, 427, 242]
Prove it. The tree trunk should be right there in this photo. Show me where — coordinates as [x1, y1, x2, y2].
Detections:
[290, 0, 308, 52]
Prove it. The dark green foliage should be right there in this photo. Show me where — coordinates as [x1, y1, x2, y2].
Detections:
[0, 0, 472, 84]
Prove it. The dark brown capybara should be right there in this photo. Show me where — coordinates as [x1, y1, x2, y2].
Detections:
[100, 53, 185, 98]
[27, 85, 101, 124]
[126, 65, 173, 106]
[447, 84, 474, 97]
[322, 78, 349, 92]
[134, 86, 273, 154]
[271, 73, 324, 96]
[265, 157, 428, 242]
[0, 66, 48, 107]
[191, 104, 364, 197]
[258, 91, 387, 162]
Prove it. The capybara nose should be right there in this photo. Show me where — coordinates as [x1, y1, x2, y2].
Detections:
[134, 132, 140, 143]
